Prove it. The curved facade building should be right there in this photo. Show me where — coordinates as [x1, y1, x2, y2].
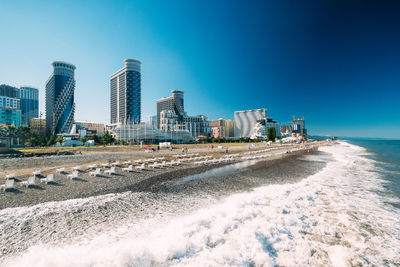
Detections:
[234, 108, 267, 138]
[110, 59, 141, 125]
[45, 61, 76, 135]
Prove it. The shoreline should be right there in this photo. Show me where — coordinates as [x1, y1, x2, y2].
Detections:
[0, 142, 329, 210]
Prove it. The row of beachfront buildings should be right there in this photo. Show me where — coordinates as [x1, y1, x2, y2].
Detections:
[1, 58, 306, 143]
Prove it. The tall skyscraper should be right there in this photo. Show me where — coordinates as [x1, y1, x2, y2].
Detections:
[19, 87, 39, 126]
[45, 61, 76, 135]
[156, 90, 184, 128]
[110, 59, 141, 125]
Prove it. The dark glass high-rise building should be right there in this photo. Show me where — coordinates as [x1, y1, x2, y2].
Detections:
[0, 84, 19, 98]
[45, 61, 76, 135]
[19, 87, 39, 126]
[110, 59, 141, 125]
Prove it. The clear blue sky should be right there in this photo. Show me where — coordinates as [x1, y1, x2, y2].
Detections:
[1, 0, 399, 138]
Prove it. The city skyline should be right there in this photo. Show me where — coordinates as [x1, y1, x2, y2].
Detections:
[1, 0, 400, 138]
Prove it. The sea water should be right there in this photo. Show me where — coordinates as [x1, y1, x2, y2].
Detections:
[1, 140, 399, 266]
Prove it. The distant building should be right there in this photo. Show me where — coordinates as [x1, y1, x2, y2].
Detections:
[159, 110, 210, 138]
[156, 90, 184, 128]
[234, 108, 267, 138]
[74, 121, 105, 136]
[146, 115, 157, 128]
[0, 84, 21, 127]
[250, 117, 281, 140]
[0, 84, 19, 98]
[0, 95, 20, 110]
[292, 117, 307, 139]
[280, 125, 292, 138]
[211, 126, 223, 138]
[265, 117, 281, 137]
[209, 119, 235, 138]
[110, 59, 141, 125]
[157, 90, 211, 138]
[30, 118, 46, 136]
[45, 61, 76, 135]
[111, 123, 195, 143]
[19, 87, 39, 126]
[0, 109, 21, 127]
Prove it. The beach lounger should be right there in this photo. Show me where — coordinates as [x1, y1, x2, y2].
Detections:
[160, 161, 167, 167]
[101, 163, 110, 168]
[56, 167, 66, 174]
[149, 162, 159, 168]
[32, 170, 41, 177]
[111, 161, 120, 167]
[1, 179, 15, 191]
[105, 166, 116, 175]
[72, 166, 82, 171]
[68, 171, 80, 179]
[135, 164, 146, 171]
[123, 160, 132, 165]
[134, 160, 142, 164]
[5, 173, 16, 180]
[21, 176, 36, 188]
[89, 168, 101, 177]
[87, 164, 97, 170]
[167, 160, 175, 167]
[122, 165, 134, 172]
[40, 174, 55, 184]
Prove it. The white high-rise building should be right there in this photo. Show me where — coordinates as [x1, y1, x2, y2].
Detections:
[234, 108, 267, 138]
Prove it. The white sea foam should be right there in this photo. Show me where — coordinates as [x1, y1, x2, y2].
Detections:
[2, 141, 400, 266]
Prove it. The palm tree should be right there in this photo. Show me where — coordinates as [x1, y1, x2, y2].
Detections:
[6, 126, 17, 146]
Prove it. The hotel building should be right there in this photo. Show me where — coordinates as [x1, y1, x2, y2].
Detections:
[209, 119, 235, 138]
[19, 86, 39, 126]
[0, 84, 21, 127]
[157, 90, 211, 138]
[234, 108, 267, 138]
[45, 61, 76, 135]
[74, 121, 105, 136]
[110, 59, 141, 125]
[156, 90, 184, 128]
[30, 118, 46, 136]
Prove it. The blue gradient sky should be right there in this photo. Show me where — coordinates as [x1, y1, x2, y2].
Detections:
[1, 0, 399, 138]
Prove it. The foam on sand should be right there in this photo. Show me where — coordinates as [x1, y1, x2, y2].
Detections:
[1, 141, 399, 266]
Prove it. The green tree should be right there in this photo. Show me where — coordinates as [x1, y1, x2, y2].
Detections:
[16, 126, 31, 145]
[92, 135, 100, 144]
[55, 136, 64, 144]
[267, 127, 277, 142]
[47, 134, 57, 146]
[101, 131, 115, 145]
[80, 136, 88, 143]
[26, 136, 40, 147]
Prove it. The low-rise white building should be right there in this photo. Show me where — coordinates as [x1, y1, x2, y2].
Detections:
[111, 123, 195, 143]
[159, 110, 211, 138]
